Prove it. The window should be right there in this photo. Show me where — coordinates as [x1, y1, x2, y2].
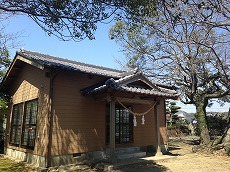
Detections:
[10, 99, 38, 149]
[115, 107, 133, 143]
[106, 105, 133, 144]
[21, 100, 38, 148]
[10, 103, 23, 145]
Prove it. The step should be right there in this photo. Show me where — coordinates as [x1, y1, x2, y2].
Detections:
[116, 151, 146, 159]
[115, 147, 140, 154]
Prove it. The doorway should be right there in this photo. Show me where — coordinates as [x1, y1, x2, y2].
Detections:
[106, 105, 133, 144]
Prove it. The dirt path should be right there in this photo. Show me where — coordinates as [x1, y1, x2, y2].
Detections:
[157, 142, 230, 172]
[113, 140, 230, 172]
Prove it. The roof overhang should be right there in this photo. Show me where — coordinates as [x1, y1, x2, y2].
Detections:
[1, 49, 179, 101]
[81, 76, 179, 100]
[0, 53, 44, 93]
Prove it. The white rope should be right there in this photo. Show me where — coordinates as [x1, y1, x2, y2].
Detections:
[116, 98, 158, 116]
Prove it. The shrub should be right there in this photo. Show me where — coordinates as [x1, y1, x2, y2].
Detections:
[206, 115, 228, 137]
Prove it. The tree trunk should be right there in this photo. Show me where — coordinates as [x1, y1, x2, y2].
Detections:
[195, 102, 211, 145]
[223, 128, 230, 143]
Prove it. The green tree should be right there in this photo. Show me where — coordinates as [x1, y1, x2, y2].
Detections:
[0, 47, 11, 81]
[0, 47, 10, 120]
[166, 101, 181, 126]
[0, 0, 157, 41]
[0, 14, 16, 120]
[110, 0, 230, 147]
[206, 113, 228, 137]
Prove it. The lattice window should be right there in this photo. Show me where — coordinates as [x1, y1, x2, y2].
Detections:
[10, 99, 38, 149]
[21, 99, 38, 148]
[10, 103, 23, 145]
[106, 105, 133, 144]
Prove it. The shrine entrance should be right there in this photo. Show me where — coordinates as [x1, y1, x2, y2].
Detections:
[115, 106, 133, 144]
[106, 105, 133, 144]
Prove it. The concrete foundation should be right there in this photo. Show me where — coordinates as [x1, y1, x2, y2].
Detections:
[5, 145, 168, 167]
[5, 147, 46, 167]
[4, 147, 108, 167]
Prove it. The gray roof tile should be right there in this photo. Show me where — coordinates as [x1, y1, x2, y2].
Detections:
[82, 77, 179, 98]
[17, 49, 124, 78]
[17, 49, 178, 98]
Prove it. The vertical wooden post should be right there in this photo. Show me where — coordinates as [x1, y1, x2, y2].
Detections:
[110, 99, 116, 163]
[154, 101, 163, 156]
[47, 70, 57, 167]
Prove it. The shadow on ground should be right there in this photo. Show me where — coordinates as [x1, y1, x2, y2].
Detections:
[113, 160, 169, 172]
[166, 146, 181, 156]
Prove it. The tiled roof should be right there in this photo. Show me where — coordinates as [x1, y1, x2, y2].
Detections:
[16, 49, 178, 98]
[17, 49, 124, 78]
[82, 78, 179, 98]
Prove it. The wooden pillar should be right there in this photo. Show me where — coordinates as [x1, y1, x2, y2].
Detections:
[109, 99, 116, 162]
[154, 101, 163, 156]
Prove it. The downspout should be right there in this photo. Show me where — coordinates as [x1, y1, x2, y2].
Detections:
[5, 97, 13, 153]
[46, 69, 57, 168]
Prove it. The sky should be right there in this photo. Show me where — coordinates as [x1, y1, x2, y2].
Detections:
[2, 14, 230, 113]
[3, 14, 123, 69]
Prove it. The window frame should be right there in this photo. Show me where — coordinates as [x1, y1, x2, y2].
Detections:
[21, 99, 38, 149]
[106, 104, 134, 144]
[115, 106, 134, 144]
[10, 103, 24, 146]
[9, 99, 38, 150]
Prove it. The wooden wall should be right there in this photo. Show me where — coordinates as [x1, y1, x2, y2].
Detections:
[51, 70, 167, 156]
[6, 59, 167, 158]
[129, 99, 166, 147]
[51, 71, 107, 156]
[6, 61, 50, 157]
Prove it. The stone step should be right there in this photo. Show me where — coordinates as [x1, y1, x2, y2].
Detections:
[106, 147, 146, 160]
[116, 151, 146, 160]
[115, 147, 140, 154]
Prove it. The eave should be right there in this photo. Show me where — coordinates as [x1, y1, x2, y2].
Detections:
[0, 54, 44, 93]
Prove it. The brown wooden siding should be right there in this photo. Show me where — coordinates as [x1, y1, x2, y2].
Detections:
[132, 104, 157, 146]
[108, 99, 167, 148]
[158, 100, 167, 144]
[51, 71, 107, 156]
[6, 61, 167, 157]
[6, 63, 50, 157]
[51, 70, 167, 156]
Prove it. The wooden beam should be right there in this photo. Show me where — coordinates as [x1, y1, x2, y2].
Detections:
[17, 55, 44, 70]
[13, 65, 22, 70]
[116, 97, 152, 105]
[95, 94, 154, 105]
[154, 101, 163, 156]
[109, 99, 116, 163]
[7, 76, 16, 79]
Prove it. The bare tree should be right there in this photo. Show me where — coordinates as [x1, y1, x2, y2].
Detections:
[110, 0, 230, 147]
[0, 13, 21, 78]
[0, 13, 21, 120]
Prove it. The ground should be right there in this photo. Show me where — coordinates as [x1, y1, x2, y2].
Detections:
[0, 155, 31, 172]
[1, 137, 230, 172]
[112, 138, 230, 172]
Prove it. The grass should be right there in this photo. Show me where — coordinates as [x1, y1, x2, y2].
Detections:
[0, 156, 32, 172]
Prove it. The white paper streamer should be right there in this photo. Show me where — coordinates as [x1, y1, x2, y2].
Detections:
[141, 115, 145, 125]
[133, 115, 137, 126]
